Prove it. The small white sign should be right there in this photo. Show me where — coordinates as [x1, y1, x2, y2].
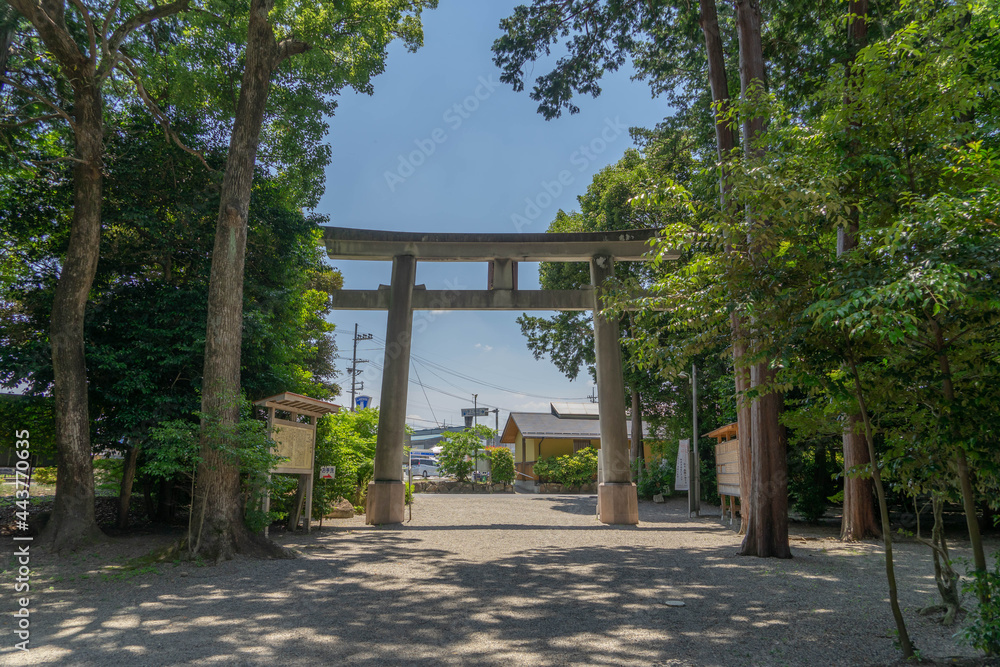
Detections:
[675, 439, 689, 491]
[320, 466, 336, 480]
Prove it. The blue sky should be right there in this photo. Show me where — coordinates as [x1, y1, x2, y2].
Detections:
[317, 1, 671, 429]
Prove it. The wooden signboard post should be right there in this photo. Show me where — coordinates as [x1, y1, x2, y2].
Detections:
[706, 422, 740, 525]
[254, 392, 340, 535]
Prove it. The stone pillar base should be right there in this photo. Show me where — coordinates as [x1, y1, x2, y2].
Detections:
[598, 482, 638, 525]
[366, 481, 405, 525]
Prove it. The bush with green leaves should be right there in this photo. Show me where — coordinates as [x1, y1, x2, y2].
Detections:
[636, 457, 674, 499]
[31, 467, 57, 485]
[311, 408, 379, 513]
[93, 458, 124, 496]
[438, 425, 496, 482]
[960, 554, 1000, 657]
[146, 393, 284, 535]
[486, 446, 515, 485]
[534, 446, 598, 488]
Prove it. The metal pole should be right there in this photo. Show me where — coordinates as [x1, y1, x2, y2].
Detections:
[473, 394, 478, 479]
[692, 363, 700, 516]
[351, 323, 358, 411]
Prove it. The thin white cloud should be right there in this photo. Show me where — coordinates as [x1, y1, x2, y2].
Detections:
[474, 343, 494, 352]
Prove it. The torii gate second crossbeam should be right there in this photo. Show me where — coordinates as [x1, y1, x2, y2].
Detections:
[323, 227, 678, 526]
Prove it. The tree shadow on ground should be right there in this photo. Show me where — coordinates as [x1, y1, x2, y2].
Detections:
[15, 525, 968, 667]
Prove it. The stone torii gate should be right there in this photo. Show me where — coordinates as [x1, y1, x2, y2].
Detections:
[323, 226, 677, 526]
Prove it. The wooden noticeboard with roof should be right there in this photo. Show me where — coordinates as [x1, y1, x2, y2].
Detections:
[706, 422, 740, 525]
[254, 392, 340, 534]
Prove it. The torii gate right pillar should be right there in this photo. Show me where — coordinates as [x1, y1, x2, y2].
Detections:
[591, 255, 638, 525]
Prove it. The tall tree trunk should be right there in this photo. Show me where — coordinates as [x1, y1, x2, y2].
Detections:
[42, 76, 105, 552]
[733, 0, 790, 559]
[837, 0, 881, 543]
[188, 0, 300, 561]
[117, 444, 140, 530]
[932, 319, 987, 581]
[9, 0, 190, 554]
[841, 415, 879, 539]
[698, 0, 752, 535]
[0, 6, 14, 92]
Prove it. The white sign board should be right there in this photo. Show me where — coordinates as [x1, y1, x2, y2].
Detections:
[675, 439, 690, 491]
[320, 466, 336, 480]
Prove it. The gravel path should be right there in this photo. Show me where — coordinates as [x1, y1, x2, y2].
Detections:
[2, 494, 995, 666]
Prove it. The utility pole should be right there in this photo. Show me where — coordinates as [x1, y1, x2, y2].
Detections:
[349, 324, 372, 411]
[588, 387, 598, 403]
[473, 394, 479, 478]
[689, 363, 701, 517]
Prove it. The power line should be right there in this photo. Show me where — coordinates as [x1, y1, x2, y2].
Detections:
[368, 360, 505, 411]
[410, 360, 439, 426]
[367, 335, 589, 401]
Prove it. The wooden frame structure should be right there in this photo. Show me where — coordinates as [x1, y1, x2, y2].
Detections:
[324, 226, 677, 526]
[254, 392, 340, 533]
[707, 422, 740, 525]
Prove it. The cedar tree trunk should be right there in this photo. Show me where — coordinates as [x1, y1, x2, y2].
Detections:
[733, 0, 790, 558]
[837, 0, 881, 542]
[698, 0, 752, 534]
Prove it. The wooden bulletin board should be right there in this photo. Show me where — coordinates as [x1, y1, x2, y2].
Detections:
[271, 419, 316, 474]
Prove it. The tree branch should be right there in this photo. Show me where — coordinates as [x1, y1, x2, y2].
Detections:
[275, 38, 310, 66]
[7, 0, 84, 69]
[118, 55, 214, 171]
[0, 75, 76, 129]
[66, 0, 97, 64]
[102, 0, 191, 76]
[101, 0, 122, 60]
[1, 112, 64, 128]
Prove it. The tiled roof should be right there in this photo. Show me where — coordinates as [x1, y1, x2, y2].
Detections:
[501, 412, 650, 443]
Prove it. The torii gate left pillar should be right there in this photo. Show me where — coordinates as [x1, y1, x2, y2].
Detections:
[323, 227, 678, 525]
[367, 254, 415, 523]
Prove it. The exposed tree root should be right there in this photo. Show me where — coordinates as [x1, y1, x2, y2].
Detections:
[919, 603, 964, 627]
[176, 527, 297, 563]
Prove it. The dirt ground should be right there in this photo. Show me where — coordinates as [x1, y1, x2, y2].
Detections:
[1, 494, 997, 666]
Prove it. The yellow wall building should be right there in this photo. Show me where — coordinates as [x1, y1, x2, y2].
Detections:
[500, 402, 651, 481]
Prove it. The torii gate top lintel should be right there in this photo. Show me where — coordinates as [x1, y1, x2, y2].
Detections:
[323, 226, 676, 311]
[322, 225, 676, 263]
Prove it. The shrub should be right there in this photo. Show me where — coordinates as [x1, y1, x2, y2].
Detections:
[534, 447, 598, 488]
[960, 554, 1000, 656]
[32, 467, 57, 485]
[486, 446, 515, 485]
[405, 482, 414, 506]
[313, 408, 378, 512]
[636, 457, 674, 499]
[146, 393, 284, 535]
[438, 425, 495, 482]
[94, 458, 124, 496]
